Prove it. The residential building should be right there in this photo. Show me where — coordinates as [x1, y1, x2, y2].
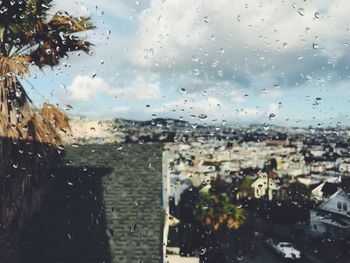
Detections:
[310, 189, 350, 238]
[251, 173, 281, 200]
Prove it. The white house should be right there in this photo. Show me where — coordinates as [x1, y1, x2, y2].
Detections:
[310, 189, 350, 238]
[251, 173, 280, 200]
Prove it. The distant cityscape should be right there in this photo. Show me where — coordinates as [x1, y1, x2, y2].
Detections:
[68, 116, 350, 263]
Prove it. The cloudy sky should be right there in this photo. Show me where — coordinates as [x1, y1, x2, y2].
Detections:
[24, 0, 350, 127]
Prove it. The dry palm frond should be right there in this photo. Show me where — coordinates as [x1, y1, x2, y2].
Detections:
[0, 55, 30, 77]
[41, 103, 70, 132]
[0, 75, 70, 146]
[50, 12, 95, 33]
[30, 38, 93, 67]
[0, 105, 71, 146]
[0, 114, 6, 137]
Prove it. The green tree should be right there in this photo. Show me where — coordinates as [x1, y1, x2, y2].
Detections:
[196, 183, 247, 263]
[199, 189, 246, 231]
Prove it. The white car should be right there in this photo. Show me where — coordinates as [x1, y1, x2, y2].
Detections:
[267, 239, 301, 260]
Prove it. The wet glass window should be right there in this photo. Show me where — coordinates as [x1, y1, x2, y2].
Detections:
[0, 1, 350, 263]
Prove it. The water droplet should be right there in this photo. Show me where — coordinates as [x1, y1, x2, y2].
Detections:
[308, 125, 315, 133]
[211, 60, 219, 68]
[263, 123, 269, 130]
[283, 42, 288, 49]
[314, 12, 320, 19]
[198, 113, 207, 119]
[58, 145, 65, 151]
[312, 43, 319, 49]
[106, 229, 114, 238]
[63, 104, 73, 110]
[191, 55, 199, 63]
[199, 248, 207, 255]
[298, 8, 305, 16]
[15, 90, 22, 98]
[193, 68, 200, 76]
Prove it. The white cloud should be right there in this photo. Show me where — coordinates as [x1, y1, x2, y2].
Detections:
[66, 75, 108, 101]
[49, 0, 350, 125]
[128, 0, 350, 88]
[65, 73, 161, 102]
[260, 86, 283, 99]
[109, 73, 161, 100]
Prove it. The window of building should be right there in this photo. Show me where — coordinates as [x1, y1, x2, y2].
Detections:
[337, 201, 342, 210]
[343, 202, 348, 212]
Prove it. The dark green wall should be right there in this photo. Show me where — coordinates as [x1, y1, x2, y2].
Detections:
[21, 143, 164, 263]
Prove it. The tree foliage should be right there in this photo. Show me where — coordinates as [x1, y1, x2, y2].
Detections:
[198, 184, 246, 231]
[0, 0, 94, 67]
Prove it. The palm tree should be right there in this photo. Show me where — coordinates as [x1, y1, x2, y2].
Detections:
[0, 1, 94, 261]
